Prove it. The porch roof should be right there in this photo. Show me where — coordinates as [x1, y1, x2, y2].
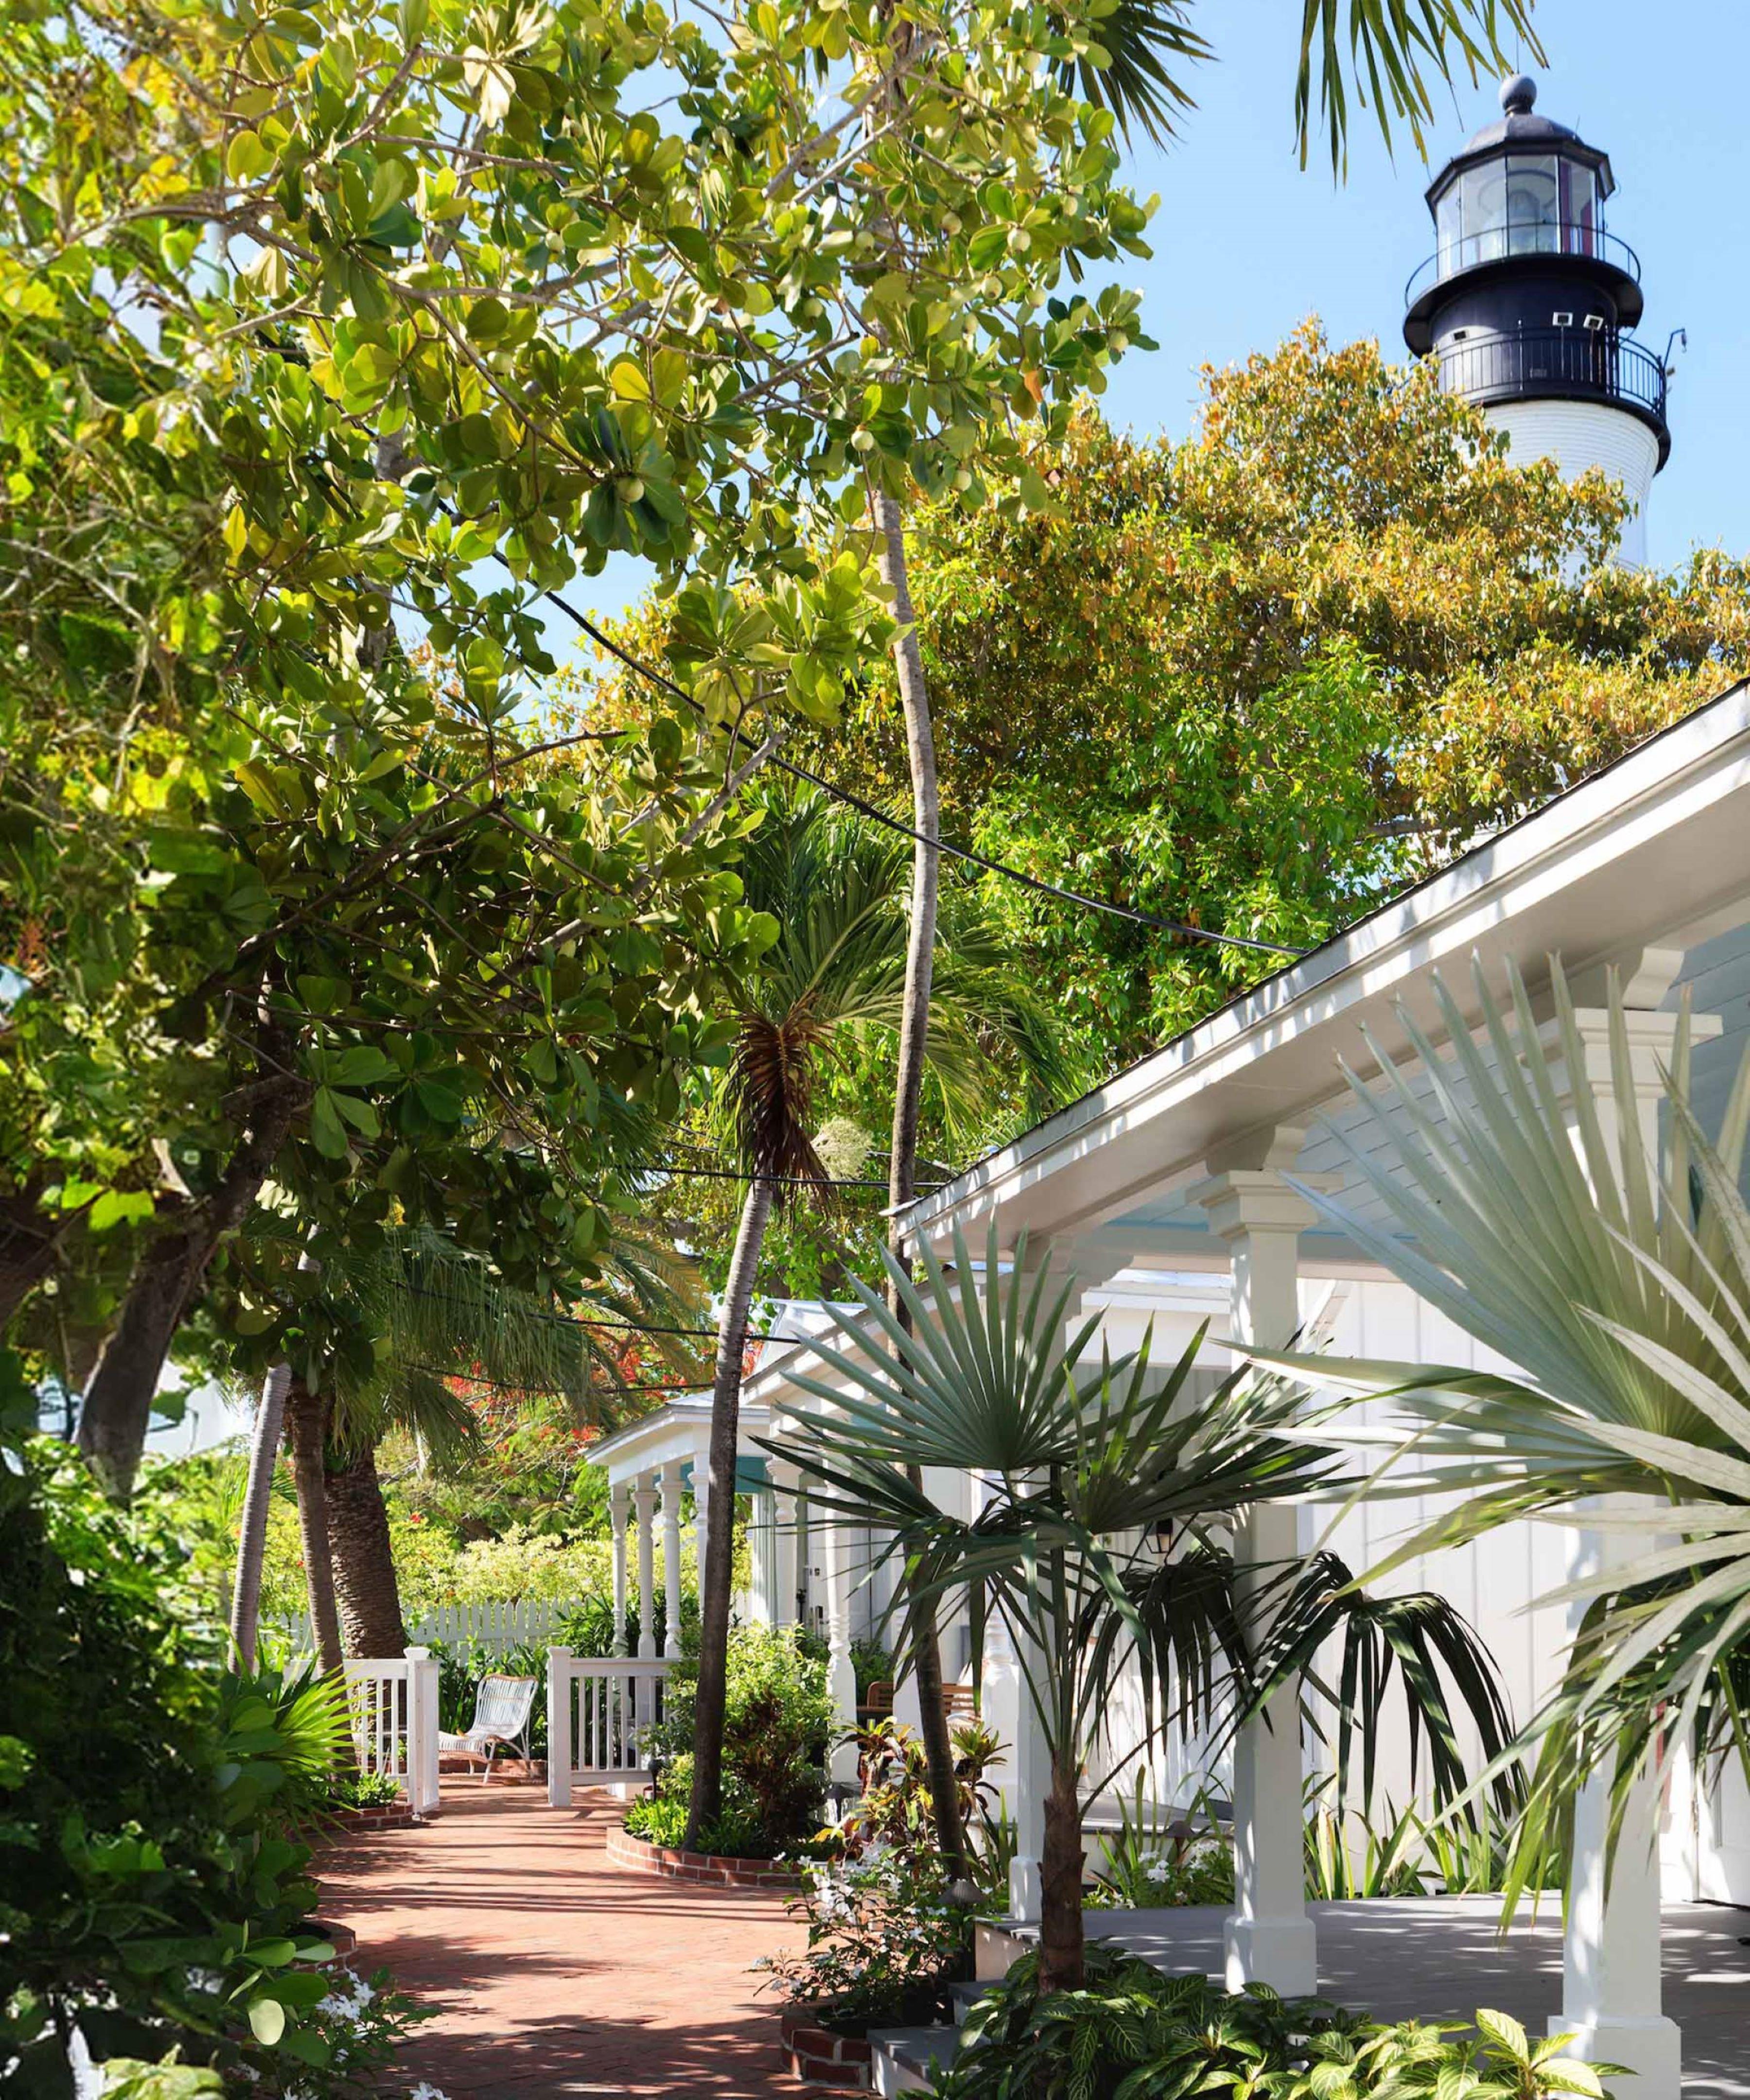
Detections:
[899, 679, 1750, 1266]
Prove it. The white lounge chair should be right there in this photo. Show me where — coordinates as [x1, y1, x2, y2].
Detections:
[438, 1673, 538, 1784]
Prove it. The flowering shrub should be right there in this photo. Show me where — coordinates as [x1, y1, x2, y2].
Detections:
[759, 1843, 971, 2031]
[756, 1716, 1009, 2030]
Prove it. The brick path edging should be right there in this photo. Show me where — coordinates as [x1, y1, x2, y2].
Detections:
[605, 1821, 805, 1890]
[779, 2008, 875, 2091]
[323, 1802, 422, 1835]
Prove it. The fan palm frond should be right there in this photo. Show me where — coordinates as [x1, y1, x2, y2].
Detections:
[1253, 955, 1750, 1884]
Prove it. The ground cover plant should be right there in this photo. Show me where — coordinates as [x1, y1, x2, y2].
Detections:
[929, 1946, 1621, 2100]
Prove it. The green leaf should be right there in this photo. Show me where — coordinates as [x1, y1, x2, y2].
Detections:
[309, 1087, 351, 1159]
[246, 1997, 285, 2046]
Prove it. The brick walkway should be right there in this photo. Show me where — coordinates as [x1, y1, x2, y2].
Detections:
[316, 1779, 807, 2097]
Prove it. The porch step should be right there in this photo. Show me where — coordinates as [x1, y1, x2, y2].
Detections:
[868, 2024, 959, 2095]
[949, 1979, 999, 2027]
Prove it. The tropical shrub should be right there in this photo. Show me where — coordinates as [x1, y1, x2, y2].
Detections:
[649, 1626, 834, 1853]
[758, 1716, 1009, 2026]
[0, 1395, 423, 2094]
[929, 1948, 1621, 2099]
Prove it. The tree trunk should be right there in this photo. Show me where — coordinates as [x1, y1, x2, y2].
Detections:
[229, 1360, 292, 1672]
[285, 1378, 345, 1677]
[873, 486, 970, 1878]
[684, 1173, 775, 1850]
[327, 1438, 407, 1660]
[1037, 1759, 1086, 1993]
[76, 1067, 304, 1500]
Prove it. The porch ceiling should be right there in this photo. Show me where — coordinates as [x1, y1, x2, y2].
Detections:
[903, 680, 1750, 1259]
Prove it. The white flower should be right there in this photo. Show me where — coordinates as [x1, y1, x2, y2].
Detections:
[409, 2082, 452, 2100]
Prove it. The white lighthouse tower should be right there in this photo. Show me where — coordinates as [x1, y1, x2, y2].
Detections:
[1403, 74, 1670, 565]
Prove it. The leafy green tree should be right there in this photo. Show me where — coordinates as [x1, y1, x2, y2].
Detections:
[810, 334, 1750, 1073]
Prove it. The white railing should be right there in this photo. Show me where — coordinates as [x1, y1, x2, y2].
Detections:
[546, 1646, 670, 1804]
[343, 1648, 441, 1815]
[285, 1598, 583, 1655]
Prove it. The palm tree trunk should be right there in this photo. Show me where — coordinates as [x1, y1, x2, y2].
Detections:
[285, 1377, 345, 1677]
[873, 485, 969, 1879]
[684, 1173, 775, 1851]
[327, 1438, 407, 1660]
[1037, 1758, 1086, 1993]
[229, 1360, 292, 1671]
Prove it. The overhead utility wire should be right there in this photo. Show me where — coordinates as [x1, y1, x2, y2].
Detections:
[521, 570, 1311, 963]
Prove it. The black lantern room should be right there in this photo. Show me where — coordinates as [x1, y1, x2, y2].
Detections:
[1402, 75, 1669, 466]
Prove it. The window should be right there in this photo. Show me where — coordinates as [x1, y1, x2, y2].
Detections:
[1559, 158, 1598, 255]
[1436, 185, 1462, 275]
[1459, 162, 1509, 265]
[1504, 156, 1559, 253]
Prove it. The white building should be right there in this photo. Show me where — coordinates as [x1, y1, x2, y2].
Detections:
[712, 680, 1750, 2096]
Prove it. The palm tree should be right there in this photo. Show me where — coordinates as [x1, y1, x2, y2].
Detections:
[1250, 958, 1750, 1893]
[767, 1225, 1514, 1989]
[233, 1220, 706, 1665]
[684, 791, 1080, 1852]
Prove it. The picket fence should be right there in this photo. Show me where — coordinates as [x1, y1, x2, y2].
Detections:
[280, 1597, 583, 1655]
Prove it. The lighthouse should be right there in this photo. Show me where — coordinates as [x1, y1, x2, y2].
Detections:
[1403, 75, 1671, 565]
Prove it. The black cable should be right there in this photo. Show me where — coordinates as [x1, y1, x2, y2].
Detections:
[648, 1161, 942, 1191]
[521, 572, 1311, 963]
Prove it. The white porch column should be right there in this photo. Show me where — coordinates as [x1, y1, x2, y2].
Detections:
[819, 1499, 861, 1785]
[634, 1471, 658, 1660]
[609, 1485, 630, 1656]
[661, 1460, 684, 1658]
[691, 1444, 712, 1586]
[1557, 1513, 1679, 2089]
[1194, 1156, 1324, 1998]
[1546, 975, 1710, 2097]
[770, 1459, 800, 1628]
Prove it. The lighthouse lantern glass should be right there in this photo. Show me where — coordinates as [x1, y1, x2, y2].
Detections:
[1438, 150, 1604, 278]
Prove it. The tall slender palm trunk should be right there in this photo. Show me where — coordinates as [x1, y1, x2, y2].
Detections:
[873, 485, 970, 1879]
[285, 1377, 345, 1677]
[684, 1173, 776, 1849]
[327, 1437, 407, 1660]
[229, 1360, 292, 1671]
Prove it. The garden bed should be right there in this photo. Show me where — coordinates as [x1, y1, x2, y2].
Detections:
[780, 2007, 875, 2092]
[605, 1820, 804, 1889]
[319, 1800, 424, 1836]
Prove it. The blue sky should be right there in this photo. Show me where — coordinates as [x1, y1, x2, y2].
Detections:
[557, 0, 1746, 645]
